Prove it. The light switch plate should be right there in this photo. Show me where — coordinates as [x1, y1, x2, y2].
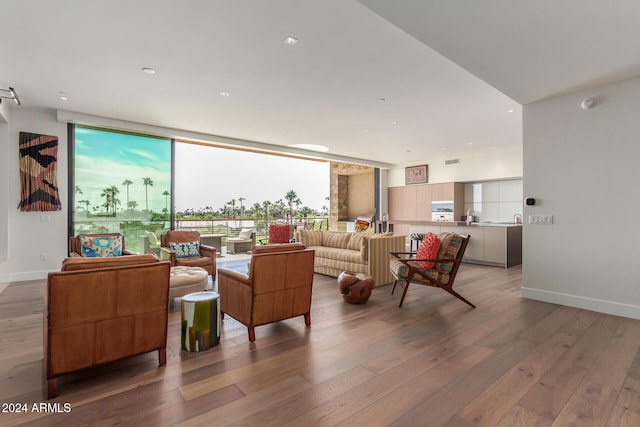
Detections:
[529, 214, 553, 225]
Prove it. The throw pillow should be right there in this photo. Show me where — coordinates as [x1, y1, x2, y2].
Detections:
[170, 241, 200, 258]
[268, 224, 291, 244]
[238, 228, 253, 239]
[416, 232, 440, 269]
[80, 235, 123, 257]
[298, 230, 322, 247]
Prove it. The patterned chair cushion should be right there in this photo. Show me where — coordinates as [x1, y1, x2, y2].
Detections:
[170, 241, 200, 258]
[435, 232, 464, 273]
[80, 235, 123, 257]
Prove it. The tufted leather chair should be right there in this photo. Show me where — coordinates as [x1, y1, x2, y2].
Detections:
[159, 230, 216, 279]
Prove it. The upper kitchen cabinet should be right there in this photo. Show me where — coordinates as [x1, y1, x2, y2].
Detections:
[388, 182, 464, 222]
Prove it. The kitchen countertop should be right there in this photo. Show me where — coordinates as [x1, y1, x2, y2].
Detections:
[384, 220, 523, 227]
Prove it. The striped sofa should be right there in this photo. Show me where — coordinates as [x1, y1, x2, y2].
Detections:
[295, 230, 406, 287]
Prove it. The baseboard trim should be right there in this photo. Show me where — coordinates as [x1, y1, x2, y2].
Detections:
[10, 270, 50, 282]
[521, 286, 640, 320]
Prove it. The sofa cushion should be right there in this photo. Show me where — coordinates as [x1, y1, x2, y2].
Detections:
[79, 234, 123, 257]
[322, 231, 351, 249]
[416, 232, 440, 269]
[313, 246, 367, 264]
[297, 230, 322, 247]
[170, 241, 200, 258]
[347, 232, 367, 251]
[61, 253, 159, 271]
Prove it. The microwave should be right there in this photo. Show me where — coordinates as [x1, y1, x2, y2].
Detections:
[432, 201, 454, 222]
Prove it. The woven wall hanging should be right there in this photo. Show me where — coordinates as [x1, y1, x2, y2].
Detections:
[18, 132, 62, 212]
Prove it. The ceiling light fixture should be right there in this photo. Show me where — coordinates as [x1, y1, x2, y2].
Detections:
[219, 91, 230, 97]
[506, 108, 514, 113]
[0, 87, 20, 105]
[287, 143, 329, 153]
[391, 121, 398, 125]
[284, 36, 299, 46]
[142, 67, 156, 75]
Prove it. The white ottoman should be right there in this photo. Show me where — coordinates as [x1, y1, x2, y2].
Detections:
[169, 266, 209, 304]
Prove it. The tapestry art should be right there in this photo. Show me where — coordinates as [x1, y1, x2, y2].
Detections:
[18, 132, 62, 211]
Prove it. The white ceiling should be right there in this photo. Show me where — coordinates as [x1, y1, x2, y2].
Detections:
[1, 1, 638, 167]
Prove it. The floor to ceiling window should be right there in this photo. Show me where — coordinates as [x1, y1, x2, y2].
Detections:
[70, 125, 172, 254]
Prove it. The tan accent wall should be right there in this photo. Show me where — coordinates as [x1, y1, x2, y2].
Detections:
[329, 162, 374, 230]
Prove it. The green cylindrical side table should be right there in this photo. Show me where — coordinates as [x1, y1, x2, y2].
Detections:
[181, 291, 220, 351]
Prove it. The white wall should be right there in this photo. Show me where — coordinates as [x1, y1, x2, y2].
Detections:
[386, 146, 523, 187]
[0, 103, 9, 282]
[3, 109, 68, 282]
[522, 76, 640, 319]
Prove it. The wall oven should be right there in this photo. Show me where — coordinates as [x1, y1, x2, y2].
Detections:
[431, 201, 454, 221]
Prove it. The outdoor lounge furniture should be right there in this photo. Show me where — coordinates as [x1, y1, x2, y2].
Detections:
[217, 243, 314, 342]
[160, 230, 216, 279]
[45, 254, 170, 398]
[226, 228, 256, 254]
[390, 232, 472, 308]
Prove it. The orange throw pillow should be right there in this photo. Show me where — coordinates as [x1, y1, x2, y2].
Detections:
[416, 232, 440, 269]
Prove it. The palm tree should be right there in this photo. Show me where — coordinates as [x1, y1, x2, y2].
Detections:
[142, 177, 154, 211]
[101, 187, 114, 213]
[162, 190, 170, 213]
[109, 185, 120, 214]
[227, 199, 236, 217]
[262, 200, 272, 220]
[122, 179, 133, 208]
[75, 185, 83, 195]
[238, 197, 246, 217]
[285, 190, 298, 223]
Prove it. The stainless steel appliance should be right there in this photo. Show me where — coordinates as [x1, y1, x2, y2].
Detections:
[431, 201, 454, 221]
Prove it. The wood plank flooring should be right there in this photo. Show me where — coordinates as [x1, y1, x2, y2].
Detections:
[2, 264, 640, 426]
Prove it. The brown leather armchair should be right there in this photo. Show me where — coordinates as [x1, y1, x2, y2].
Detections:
[69, 233, 135, 257]
[218, 243, 315, 342]
[46, 254, 170, 398]
[159, 230, 216, 279]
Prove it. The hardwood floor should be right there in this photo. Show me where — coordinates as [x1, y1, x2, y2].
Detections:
[2, 264, 640, 426]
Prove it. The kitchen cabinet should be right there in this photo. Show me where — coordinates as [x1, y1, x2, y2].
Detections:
[387, 182, 464, 222]
[422, 224, 521, 268]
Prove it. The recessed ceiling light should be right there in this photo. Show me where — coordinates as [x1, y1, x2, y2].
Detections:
[507, 108, 514, 113]
[219, 91, 230, 97]
[284, 36, 298, 46]
[288, 143, 329, 153]
[142, 67, 156, 75]
[468, 142, 473, 146]
[391, 121, 398, 125]
[59, 96, 69, 101]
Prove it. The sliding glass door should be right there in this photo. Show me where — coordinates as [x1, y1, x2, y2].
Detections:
[69, 125, 173, 254]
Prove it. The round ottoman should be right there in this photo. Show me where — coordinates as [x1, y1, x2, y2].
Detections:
[169, 266, 209, 303]
[181, 291, 221, 352]
[338, 271, 374, 304]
